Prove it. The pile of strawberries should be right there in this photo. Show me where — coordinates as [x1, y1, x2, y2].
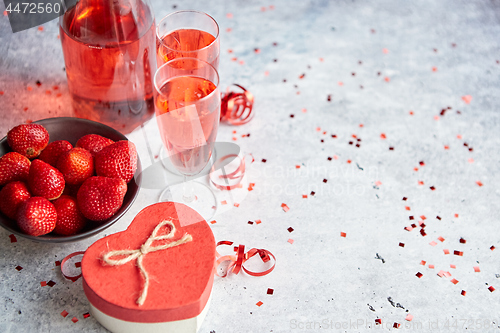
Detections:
[0, 123, 138, 237]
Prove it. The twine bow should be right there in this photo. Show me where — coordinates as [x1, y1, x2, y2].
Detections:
[101, 220, 192, 306]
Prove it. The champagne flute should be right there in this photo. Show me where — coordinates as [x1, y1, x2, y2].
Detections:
[156, 10, 220, 174]
[154, 58, 220, 219]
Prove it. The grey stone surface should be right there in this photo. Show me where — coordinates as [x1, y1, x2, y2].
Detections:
[1, 0, 500, 332]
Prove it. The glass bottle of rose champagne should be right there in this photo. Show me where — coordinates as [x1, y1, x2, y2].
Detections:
[60, 0, 156, 134]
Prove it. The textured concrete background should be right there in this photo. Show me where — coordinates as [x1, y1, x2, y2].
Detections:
[1, 0, 500, 332]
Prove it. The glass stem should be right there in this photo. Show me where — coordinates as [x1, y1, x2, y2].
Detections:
[182, 175, 195, 203]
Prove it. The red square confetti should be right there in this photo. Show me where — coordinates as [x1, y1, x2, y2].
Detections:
[429, 241, 437, 246]
[450, 264, 456, 269]
[402, 197, 407, 201]
[416, 272, 423, 278]
[411, 224, 417, 228]
[454, 213, 459, 218]
[393, 322, 401, 328]
[287, 239, 294, 244]
[438, 236, 445, 242]
[55, 261, 61, 266]
[221, 200, 227, 205]
[75, 262, 81, 268]
[461, 290, 466, 296]
[340, 232, 346, 238]
[443, 249, 450, 255]
[420, 215, 427, 220]
[40, 281, 47, 287]
[430, 186, 436, 191]
[267, 288, 274, 295]
[71, 317, 78, 323]
[47, 280, 56, 287]
[405, 206, 411, 211]
[323, 179, 328, 183]
[281, 203, 290, 212]
[488, 286, 495, 292]
[420, 229, 427, 237]
[428, 264, 435, 269]
[436, 216, 442, 220]
[375, 319, 382, 325]
[418, 181, 424, 185]
[9, 234, 17, 243]
[454, 250, 463, 256]
[248, 221, 254, 225]
[287, 227, 294, 233]
[261, 159, 267, 163]
[380, 133, 386, 139]
[234, 203, 240, 207]
[61, 310, 69, 318]
[15, 266, 23, 271]
[210, 220, 217, 224]
[473, 266, 480, 272]
[375, 180, 382, 186]
[491, 246, 496, 251]
[405, 226, 413, 231]
[451, 279, 459, 285]
[399, 242, 405, 247]
[409, 216, 414, 220]
[420, 260, 426, 265]
[295, 165, 301, 169]
[437, 271, 445, 277]
[83, 312, 90, 319]
[476, 181, 483, 187]
[310, 191, 316, 196]
[256, 301, 263, 307]
[405, 314, 413, 321]
[302, 194, 308, 198]
[255, 219, 262, 224]
[459, 238, 466, 244]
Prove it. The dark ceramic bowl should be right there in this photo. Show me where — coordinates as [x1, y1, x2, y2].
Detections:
[0, 117, 142, 243]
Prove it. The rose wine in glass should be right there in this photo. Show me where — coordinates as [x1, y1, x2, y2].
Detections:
[156, 11, 219, 69]
[60, 0, 156, 134]
[154, 58, 220, 220]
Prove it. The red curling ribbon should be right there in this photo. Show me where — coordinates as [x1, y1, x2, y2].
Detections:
[61, 251, 85, 282]
[220, 84, 254, 125]
[215, 241, 276, 278]
[209, 153, 254, 190]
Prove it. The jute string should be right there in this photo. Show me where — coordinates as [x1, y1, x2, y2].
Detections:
[101, 219, 192, 306]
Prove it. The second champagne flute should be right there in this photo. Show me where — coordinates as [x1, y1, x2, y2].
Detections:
[154, 58, 220, 220]
[156, 10, 220, 69]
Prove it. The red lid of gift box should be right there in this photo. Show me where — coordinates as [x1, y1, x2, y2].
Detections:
[81, 202, 215, 323]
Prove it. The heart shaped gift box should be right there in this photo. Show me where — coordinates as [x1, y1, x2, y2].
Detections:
[81, 202, 215, 333]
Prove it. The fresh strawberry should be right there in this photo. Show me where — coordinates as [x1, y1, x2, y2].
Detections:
[16, 197, 57, 236]
[56, 148, 94, 185]
[38, 140, 73, 167]
[77, 176, 127, 221]
[0, 181, 31, 219]
[95, 140, 137, 183]
[52, 195, 86, 236]
[28, 159, 65, 200]
[7, 123, 49, 159]
[76, 134, 114, 156]
[0, 152, 31, 186]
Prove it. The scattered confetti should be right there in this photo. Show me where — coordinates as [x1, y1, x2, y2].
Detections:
[420, 260, 426, 265]
[459, 238, 466, 244]
[226, 13, 233, 19]
[234, 203, 240, 207]
[438, 236, 445, 242]
[443, 249, 450, 255]
[476, 181, 483, 187]
[61, 310, 69, 318]
[450, 264, 456, 269]
[428, 264, 435, 269]
[255, 219, 262, 224]
[473, 266, 480, 272]
[221, 200, 227, 205]
[380, 133, 386, 139]
[461, 95, 472, 104]
[287, 227, 294, 233]
[399, 242, 405, 247]
[340, 232, 346, 238]
[83, 312, 90, 319]
[488, 286, 495, 292]
[47, 280, 56, 287]
[71, 317, 78, 323]
[454, 250, 463, 256]
[38, 26, 44, 31]
[375, 319, 382, 325]
[281, 203, 290, 212]
[393, 323, 401, 328]
[416, 272, 423, 278]
[461, 290, 466, 296]
[287, 239, 294, 244]
[451, 279, 459, 285]
[491, 246, 495, 251]
[55, 261, 61, 266]
[382, 48, 389, 54]
[40, 281, 47, 287]
[15, 266, 23, 271]
[267, 288, 274, 295]
[9, 234, 17, 243]
[405, 314, 413, 321]
[210, 220, 217, 224]
[302, 194, 308, 198]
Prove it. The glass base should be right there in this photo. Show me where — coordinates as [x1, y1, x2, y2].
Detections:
[159, 181, 218, 222]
